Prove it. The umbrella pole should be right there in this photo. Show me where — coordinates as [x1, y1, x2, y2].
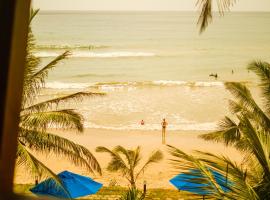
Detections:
[203, 195, 205, 200]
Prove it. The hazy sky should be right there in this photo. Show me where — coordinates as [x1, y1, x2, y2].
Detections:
[33, 0, 270, 11]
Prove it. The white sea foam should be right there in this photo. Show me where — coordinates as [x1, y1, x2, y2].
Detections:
[85, 122, 217, 131]
[45, 82, 93, 89]
[35, 51, 156, 58]
[44, 80, 224, 90]
[152, 80, 188, 86]
[193, 81, 224, 87]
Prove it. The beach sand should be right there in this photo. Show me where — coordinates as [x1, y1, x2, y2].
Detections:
[14, 128, 243, 189]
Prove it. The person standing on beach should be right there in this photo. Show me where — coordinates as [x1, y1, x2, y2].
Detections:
[161, 118, 168, 144]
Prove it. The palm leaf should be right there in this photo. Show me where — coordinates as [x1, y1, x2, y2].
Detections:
[17, 142, 71, 198]
[225, 82, 270, 131]
[238, 114, 270, 180]
[20, 109, 84, 132]
[96, 146, 129, 174]
[200, 116, 240, 145]
[168, 145, 259, 200]
[248, 61, 270, 114]
[196, 0, 236, 33]
[19, 129, 101, 174]
[167, 145, 226, 199]
[136, 150, 163, 180]
[23, 92, 105, 113]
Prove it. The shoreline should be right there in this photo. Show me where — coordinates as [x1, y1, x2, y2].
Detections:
[14, 128, 243, 189]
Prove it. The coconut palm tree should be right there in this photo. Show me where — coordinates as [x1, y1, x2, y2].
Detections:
[96, 146, 163, 189]
[168, 61, 270, 199]
[197, 0, 236, 33]
[17, 9, 104, 182]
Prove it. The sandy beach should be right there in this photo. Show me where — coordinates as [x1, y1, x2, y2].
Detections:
[14, 128, 243, 189]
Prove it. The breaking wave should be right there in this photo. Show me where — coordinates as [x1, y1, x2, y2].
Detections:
[35, 44, 110, 50]
[44, 80, 225, 90]
[35, 51, 156, 58]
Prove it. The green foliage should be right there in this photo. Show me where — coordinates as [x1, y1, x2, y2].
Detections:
[170, 61, 270, 199]
[197, 0, 236, 33]
[17, 9, 104, 183]
[96, 146, 163, 188]
[119, 188, 145, 200]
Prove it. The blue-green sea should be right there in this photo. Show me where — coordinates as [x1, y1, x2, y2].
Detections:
[32, 11, 270, 131]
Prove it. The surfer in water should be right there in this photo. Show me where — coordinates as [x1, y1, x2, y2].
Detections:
[209, 73, 218, 79]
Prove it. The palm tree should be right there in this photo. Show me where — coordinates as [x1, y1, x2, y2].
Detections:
[168, 145, 260, 200]
[168, 61, 270, 199]
[96, 146, 163, 189]
[197, 0, 236, 33]
[17, 9, 104, 182]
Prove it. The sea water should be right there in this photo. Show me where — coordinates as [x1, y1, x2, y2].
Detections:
[32, 11, 270, 131]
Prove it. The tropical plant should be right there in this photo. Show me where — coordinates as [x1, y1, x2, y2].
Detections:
[119, 188, 145, 200]
[168, 145, 259, 200]
[96, 146, 163, 189]
[168, 61, 270, 199]
[17, 9, 104, 183]
[197, 0, 236, 32]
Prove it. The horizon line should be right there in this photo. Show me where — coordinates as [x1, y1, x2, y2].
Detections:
[38, 9, 270, 13]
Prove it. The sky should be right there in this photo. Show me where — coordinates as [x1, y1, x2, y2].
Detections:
[33, 0, 270, 11]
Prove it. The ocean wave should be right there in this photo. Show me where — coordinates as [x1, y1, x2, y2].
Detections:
[94, 80, 225, 91]
[35, 51, 156, 58]
[71, 73, 125, 78]
[44, 80, 225, 89]
[45, 82, 93, 89]
[35, 44, 109, 50]
[85, 122, 217, 131]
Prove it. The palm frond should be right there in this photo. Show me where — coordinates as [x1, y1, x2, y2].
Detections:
[136, 150, 163, 180]
[196, 0, 236, 33]
[168, 145, 259, 200]
[23, 92, 105, 113]
[31, 51, 70, 84]
[225, 82, 270, 130]
[17, 142, 71, 198]
[195, 151, 260, 200]
[19, 129, 101, 174]
[200, 116, 240, 145]
[29, 9, 40, 24]
[115, 146, 135, 169]
[197, 0, 213, 33]
[248, 61, 270, 114]
[20, 109, 84, 132]
[238, 114, 270, 180]
[167, 145, 226, 199]
[24, 51, 71, 106]
[96, 146, 129, 173]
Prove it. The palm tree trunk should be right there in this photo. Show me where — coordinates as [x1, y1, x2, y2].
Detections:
[130, 173, 136, 189]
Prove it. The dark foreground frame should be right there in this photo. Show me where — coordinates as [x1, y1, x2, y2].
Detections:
[0, 0, 34, 199]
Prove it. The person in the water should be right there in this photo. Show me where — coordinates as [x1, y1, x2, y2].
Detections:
[209, 73, 218, 79]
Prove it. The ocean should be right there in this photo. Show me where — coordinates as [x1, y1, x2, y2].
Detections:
[32, 11, 270, 131]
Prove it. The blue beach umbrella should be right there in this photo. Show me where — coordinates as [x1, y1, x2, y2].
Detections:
[170, 169, 232, 197]
[30, 170, 103, 199]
